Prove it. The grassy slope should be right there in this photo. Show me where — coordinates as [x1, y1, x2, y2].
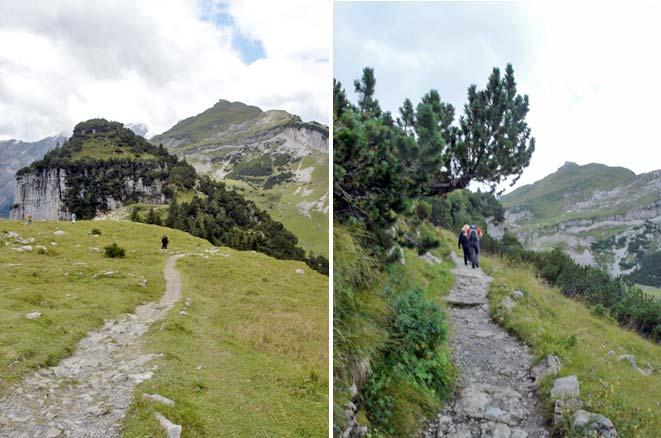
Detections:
[501, 162, 636, 225]
[0, 220, 206, 395]
[122, 250, 328, 437]
[0, 219, 328, 436]
[482, 255, 660, 436]
[333, 225, 455, 435]
[226, 153, 329, 258]
[152, 100, 293, 150]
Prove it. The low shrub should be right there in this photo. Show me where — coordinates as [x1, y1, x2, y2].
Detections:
[104, 242, 126, 258]
[91, 228, 102, 235]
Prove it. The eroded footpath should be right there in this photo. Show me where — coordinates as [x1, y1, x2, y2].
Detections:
[425, 252, 550, 438]
[0, 254, 185, 438]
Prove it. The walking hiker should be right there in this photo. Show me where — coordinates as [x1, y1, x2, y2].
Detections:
[71, 213, 76, 223]
[467, 224, 483, 269]
[26, 212, 32, 225]
[458, 224, 470, 266]
[161, 235, 169, 253]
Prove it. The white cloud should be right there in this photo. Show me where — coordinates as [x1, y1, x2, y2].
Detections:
[0, 0, 329, 141]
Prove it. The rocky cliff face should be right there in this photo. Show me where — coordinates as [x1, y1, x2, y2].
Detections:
[10, 168, 68, 220]
[0, 135, 67, 216]
[9, 167, 166, 221]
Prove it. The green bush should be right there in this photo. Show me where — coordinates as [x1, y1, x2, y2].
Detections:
[104, 242, 126, 258]
[91, 228, 102, 235]
[414, 201, 432, 222]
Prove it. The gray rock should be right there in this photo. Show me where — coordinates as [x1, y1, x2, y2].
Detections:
[6, 231, 19, 239]
[419, 252, 441, 265]
[26, 312, 42, 320]
[142, 393, 175, 407]
[551, 375, 579, 399]
[35, 245, 48, 254]
[14, 245, 33, 252]
[387, 245, 405, 265]
[154, 412, 182, 438]
[532, 355, 561, 385]
[500, 296, 516, 311]
[511, 290, 524, 300]
[618, 354, 650, 376]
[295, 268, 305, 275]
[184, 297, 192, 307]
[54, 230, 65, 236]
[572, 410, 617, 437]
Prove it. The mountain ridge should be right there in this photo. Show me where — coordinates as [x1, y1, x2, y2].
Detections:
[500, 161, 661, 284]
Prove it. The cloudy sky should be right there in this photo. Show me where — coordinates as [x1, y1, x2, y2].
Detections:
[0, 0, 330, 141]
[334, 1, 661, 193]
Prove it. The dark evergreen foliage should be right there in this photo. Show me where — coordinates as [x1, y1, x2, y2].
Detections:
[482, 233, 661, 340]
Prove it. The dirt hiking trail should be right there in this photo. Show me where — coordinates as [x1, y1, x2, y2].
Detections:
[0, 254, 185, 438]
[425, 252, 550, 437]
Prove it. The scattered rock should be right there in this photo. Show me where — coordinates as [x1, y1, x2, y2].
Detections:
[15, 237, 30, 244]
[45, 427, 62, 438]
[92, 270, 118, 279]
[551, 375, 579, 399]
[154, 412, 182, 438]
[85, 405, 109, 417]
[14, 245, 33, 252]
[195, 365, 202, 370]
[618, 354, 650, 376]
[54, 230, 65, 236]
[179, 310, 188, 316]
[572, 410, 617, 437]
[26, 312, 42, 320]
[419, 252, 441, 265]
[142, 393, 175, 407]
[500, 296, 516, 311]
[184, 297, 192, 307]
[387, 244, 406, 265]
[35, 245, 48, 254]
[532, 355, 561, 385]
[6, 231, 19, 239]
[554, 397, 583, 427]
[89, 247, 102, 252]
[295, 268, 305, 275]
[139, 278, 148, 287]
[51, 241, 58, 246]
[511, 290, 524, 300]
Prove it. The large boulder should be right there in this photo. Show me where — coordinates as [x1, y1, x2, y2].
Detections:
[551, 375, 579, 399]
[532, 355, 561, 385]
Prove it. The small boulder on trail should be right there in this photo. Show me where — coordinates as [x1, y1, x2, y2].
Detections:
[532, 355, 561, 385]
[551, 375, 579, 399]
[572, 410, 617, 437]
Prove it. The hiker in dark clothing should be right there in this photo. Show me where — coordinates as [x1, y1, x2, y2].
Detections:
[467, 225, 482, 269]
[458, 229, 470, 266]
[161, 235, 169, 253]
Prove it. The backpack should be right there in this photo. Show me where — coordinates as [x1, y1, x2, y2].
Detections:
[469, 227, 479, 242]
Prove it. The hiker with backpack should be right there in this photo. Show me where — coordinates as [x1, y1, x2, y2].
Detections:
[458, 224, 470, 266]
[466, 224, 483, 269]
[161, 235, 169, 253]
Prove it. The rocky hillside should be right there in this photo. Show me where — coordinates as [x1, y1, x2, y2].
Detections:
[9, 120, 186, 221]
[152, 100, 329, 256]
[0, 135, 67, 216]
[501, 162, 661, 285]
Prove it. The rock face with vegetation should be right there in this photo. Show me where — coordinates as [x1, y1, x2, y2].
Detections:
[502, 162, 661, 286]
[152, 99, 329, 256]
[9, 119, 189, 221]
[0, 135, 67, 216]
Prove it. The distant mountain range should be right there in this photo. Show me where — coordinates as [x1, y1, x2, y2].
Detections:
[501, 161, 661, 286]
[0, 135, 68, 216]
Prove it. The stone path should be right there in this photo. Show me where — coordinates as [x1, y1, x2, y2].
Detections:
[425, 253, 550, 438]
[0, 255, 185, 438]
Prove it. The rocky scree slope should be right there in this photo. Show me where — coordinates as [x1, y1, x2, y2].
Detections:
[152, 99, 329, 256]
[501, 162, 661, 284]
[0, 135, 67, 217]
